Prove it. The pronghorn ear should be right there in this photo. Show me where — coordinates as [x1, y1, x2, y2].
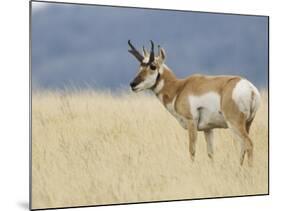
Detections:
[159, 48, 166, 63]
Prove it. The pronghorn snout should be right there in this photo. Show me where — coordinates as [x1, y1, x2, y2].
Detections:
[130, 81, 137, 88]
[130, 76, 143, 91]
[130, 80, 139, 91]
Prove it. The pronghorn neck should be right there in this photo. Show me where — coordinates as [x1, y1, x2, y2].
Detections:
[152, 64, 183, 105]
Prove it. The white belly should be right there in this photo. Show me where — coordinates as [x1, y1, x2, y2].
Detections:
[160, 92, 228, 130]
[189, 92, 228, 130]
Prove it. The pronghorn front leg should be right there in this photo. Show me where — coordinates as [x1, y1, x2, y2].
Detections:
[187, 120, 198, 161]
[204, 129, 214, 159]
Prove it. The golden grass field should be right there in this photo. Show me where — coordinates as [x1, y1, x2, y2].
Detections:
[32, 90, 268, 209]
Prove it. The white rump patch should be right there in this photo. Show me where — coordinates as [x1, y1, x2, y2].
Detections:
[232, 79, 261, 120]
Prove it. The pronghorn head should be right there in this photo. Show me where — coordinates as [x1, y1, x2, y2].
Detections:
[128, 40, 166, 92]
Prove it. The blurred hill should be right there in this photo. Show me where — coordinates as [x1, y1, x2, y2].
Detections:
[32, 2, 268, 90]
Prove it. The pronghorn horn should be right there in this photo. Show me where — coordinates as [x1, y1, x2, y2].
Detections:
[128, 40, 144, 63]
[148, 40, 155, 64]
[157, 45, 161, 56]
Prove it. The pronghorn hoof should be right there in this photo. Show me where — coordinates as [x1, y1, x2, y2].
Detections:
[240, 159, 244, 166]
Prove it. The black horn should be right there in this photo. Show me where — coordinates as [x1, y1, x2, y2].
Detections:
[148, 40, 155, 64]
[128, 40, 144, 62]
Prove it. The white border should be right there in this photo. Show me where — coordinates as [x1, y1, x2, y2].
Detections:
[0, 0, 278, 210]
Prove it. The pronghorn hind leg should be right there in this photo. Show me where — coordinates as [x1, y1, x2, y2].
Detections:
[187, 120, 198, 161]
[204, 129, 214, 160]
[246, 118, 254, 134]
[228, 121, 253, 167]
[221, 81, 254, 167]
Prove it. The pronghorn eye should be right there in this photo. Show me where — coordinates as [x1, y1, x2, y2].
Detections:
[150, 64, 156, 70]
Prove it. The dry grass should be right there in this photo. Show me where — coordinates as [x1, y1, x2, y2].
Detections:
[32, 90, 268, 209]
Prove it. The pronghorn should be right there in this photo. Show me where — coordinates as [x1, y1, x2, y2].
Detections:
[128, 40, 261, 166]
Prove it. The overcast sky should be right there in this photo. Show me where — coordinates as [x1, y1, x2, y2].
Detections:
[31, 2, 268, 90]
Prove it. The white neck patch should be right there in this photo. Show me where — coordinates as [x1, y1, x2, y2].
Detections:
[153, 79, 164, 94]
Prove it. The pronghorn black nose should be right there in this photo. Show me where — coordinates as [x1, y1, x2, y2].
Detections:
[130, 81, 137, 88]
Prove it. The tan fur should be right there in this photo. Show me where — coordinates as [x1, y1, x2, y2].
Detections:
[155, 67, 242, 119]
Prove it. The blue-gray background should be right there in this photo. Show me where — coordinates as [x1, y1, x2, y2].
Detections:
[31, 2, 268, 90]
